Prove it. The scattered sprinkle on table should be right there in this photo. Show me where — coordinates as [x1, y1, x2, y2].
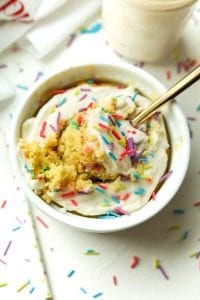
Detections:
[180, 230, 189, 241]
[16, 84, 29, 90]
[173, 208, 185, 214]
[67, 270, 75, 278]
[113, 275, 118, 285]
[130, 256, 140, 268]
[1, 200, 7, 208]
[93, 292, 103, 298]
[153, 259, 169, 280]
[36, 216, 49, 228]
[0, 283, 8, 288]
[193, 201, 200, 207]
[84, 249, 99, 255]
[168, 224, 180, 230]
[4, 240, 12, 256]
[165, 70, 171, 80]
[17, 280, 30, 292]
[80, 287, 87, 294]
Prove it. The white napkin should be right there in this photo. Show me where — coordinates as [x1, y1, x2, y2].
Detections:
[0, 0, 68, 53]
[19, 0, 101, 58]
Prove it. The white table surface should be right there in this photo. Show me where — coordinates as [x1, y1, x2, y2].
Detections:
[0, 6, 200, 300]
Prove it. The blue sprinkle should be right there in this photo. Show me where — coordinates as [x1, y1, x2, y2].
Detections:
[29, 287, 35, 294]
[101, 135, 110, 146]
[139, 157, 148, 163]
[12, 226, 21, 232]
[93, 292, 103, 298]
[107, 210, 120, 217]
[132, 173, 141, 180]
[9, 113, 13, 119]
[131, 91, 138, 101]
[108, 152, 117, 161]
[98, 215, 116, 219]
[91, 96, 97, 102]
[16, 83, 29, 90]
[80, 287, 87, 294]
[86, 79, 94, 84]
[57, 97, 67, 107]
[115, 120, 122, 127]
[99, 115, 109, 123]
[173, 208, 185, 214]
[24, 163, 32, 173]
[110, 195, 120, 204]
[134, 187, 146, 195]
[81, 22, 102, 34]
[95, 187, 106, 194]
[67, 270, 75, 278]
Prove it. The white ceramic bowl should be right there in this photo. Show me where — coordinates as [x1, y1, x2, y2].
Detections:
[10, 62, 190, 233]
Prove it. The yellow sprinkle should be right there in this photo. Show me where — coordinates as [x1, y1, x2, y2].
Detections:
[74, 89, 80, 96]
[110, 181, 125, 192]
[149, 92, 158, 101]
[153, 259, 159, 269]
[168, 225, 180, 230]
[17, 280, 30, 292]
[49, 107, 56, 113]
[189, 252, 197, 258]
[0, 283, 7, 288]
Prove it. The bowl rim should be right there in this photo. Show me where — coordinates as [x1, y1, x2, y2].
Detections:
[9, 61, 191, 233]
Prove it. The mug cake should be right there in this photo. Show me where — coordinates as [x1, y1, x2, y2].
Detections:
[10, 63, 190, 232]
[18, 80, 169, 218]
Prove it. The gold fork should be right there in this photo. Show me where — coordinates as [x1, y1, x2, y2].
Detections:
[132, 64, 200, 125]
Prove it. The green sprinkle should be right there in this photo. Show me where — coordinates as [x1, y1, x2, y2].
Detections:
[180, 230, 189, 241]
[84, 249, 99, 255]
[43, 166, 50, 172]
[70, 120, 80, 130]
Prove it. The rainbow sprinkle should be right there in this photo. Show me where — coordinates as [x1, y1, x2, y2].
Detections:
[17, 280, 30, 292]
[36, 216, 49, 229]
[67, 270, 75, 278]
[153, 259, 169, 280]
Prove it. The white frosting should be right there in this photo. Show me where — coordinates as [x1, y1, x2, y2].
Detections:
[20, 82, 169, 217]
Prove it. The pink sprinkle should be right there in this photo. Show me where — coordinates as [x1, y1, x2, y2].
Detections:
[114, 207, 130, 216]
[70, 199, 78, 207]
[4, 240, 12, 256]
[130, 256, 140, 268]
[98, 183, 107, 190]
[166, 70, 171, 80]
[36, 216, 49, 228]
[79, 93, 88, 101]
[39, 121, 47, 138]
[61, 191, 76, 198]
[1, 200, 7, 208]
[152, 191, 156, 200]
[121, 193, 130, 201]
[113, 275, 118, 285]
[159, 170, 173, 182]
